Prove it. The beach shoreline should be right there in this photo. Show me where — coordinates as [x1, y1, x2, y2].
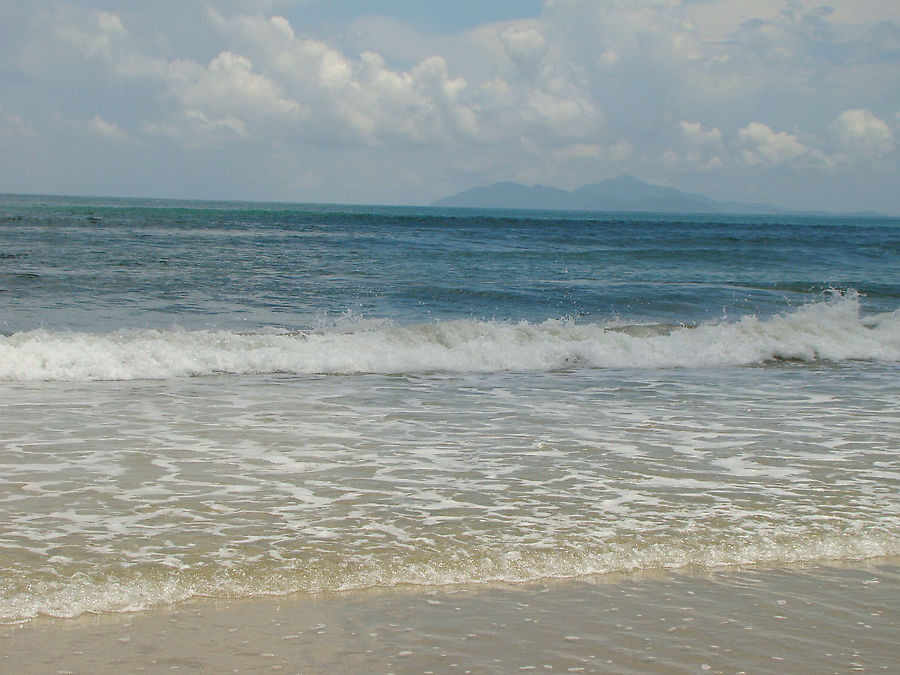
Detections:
[3, 559, 897, 674]
[3, 200, 898, 673]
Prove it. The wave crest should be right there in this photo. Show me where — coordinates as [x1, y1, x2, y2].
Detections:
[2, 293, 897, 381]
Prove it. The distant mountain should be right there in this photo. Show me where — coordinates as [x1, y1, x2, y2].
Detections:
[432, 175, 781, 214]
[434, 182, 572, 210]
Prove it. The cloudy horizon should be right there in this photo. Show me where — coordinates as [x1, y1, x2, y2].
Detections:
[1, 0, 898, 213]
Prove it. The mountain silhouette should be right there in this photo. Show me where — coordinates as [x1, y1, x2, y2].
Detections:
[432, 175, 774, 214]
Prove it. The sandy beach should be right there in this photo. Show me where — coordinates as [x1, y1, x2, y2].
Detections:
[3, 559, 897, 674]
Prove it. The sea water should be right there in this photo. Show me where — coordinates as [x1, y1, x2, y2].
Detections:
[0, 194, 898, 624]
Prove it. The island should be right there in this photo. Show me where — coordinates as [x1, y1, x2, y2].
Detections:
[433, 175, 789, 215]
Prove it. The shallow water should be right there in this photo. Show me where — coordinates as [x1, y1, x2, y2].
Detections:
[2, 364, 899, 623]
[3, 562, 897, 673]
[1, 195, 898, 630]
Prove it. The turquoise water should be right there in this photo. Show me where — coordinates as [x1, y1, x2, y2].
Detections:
[1, 195, 898, 622]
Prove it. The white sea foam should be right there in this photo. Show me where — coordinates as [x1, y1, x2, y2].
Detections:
[2, 336, 898, 624]
[1, 293, 897, 381]
[2, 533, 897, 623]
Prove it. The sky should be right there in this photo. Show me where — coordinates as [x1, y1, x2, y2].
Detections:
[1, 0, 899, 213]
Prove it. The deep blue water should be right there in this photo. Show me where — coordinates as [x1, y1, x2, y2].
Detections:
[1, 194, 898, 335]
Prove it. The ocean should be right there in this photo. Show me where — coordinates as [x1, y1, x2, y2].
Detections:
[1, 194, 898, 671]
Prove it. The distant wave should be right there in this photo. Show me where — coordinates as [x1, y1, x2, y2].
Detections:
[2, 292, 898, 381]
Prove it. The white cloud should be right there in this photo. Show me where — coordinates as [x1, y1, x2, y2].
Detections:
[685, 150, 724, 171]
[24, 6, 145, 75]
[88, 115, 137, 143]
[59, 8, 125, 62]
[542, 0, 900, 126]
[679, 120, 723, 146]
[499, 24, 549, 81]
[50, 8, 604, 152]
[156, 12, 486, 147]
[661, 147, 679, 166]
[165, 50, 301, 125]
[144, 109, 248, 148]
[737, 122, 824, 166]
[683, 0, 900, 40]
[666, 120, 725, 170]
[830, 109, 895, 157]
[5, 1, 900, 210]
[0, 104, 36, 141]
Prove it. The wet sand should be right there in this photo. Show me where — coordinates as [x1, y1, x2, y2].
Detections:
[3, 560, 897, 674]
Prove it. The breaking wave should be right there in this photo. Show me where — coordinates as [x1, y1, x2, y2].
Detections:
[2, 292, 898, 381]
